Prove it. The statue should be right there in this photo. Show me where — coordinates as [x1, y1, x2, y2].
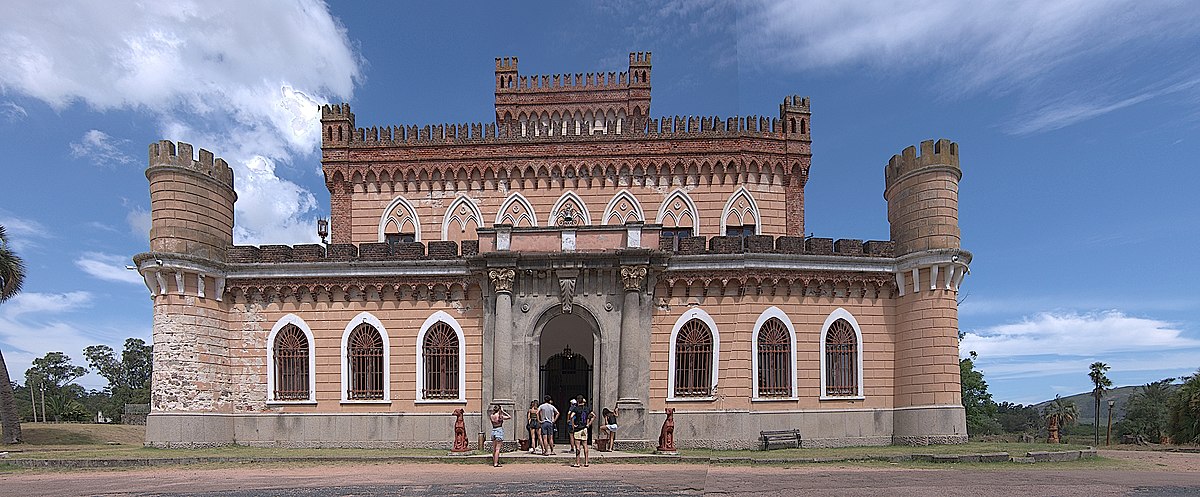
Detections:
[451, 408, 470, 452]
[657, 407, 676, 453]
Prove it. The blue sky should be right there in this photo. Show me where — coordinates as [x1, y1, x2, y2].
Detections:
[1, 1, 1197, 405]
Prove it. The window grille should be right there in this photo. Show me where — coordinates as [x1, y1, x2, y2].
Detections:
[674, 319, 713, 397]
[422, 322, 459, 399]
[825, 319, 858, 396]
[347, 323, 385, 400]
[757, 317, 791, 397]
[273, 324, 309, 401]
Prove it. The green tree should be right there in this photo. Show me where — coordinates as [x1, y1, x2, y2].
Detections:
[84, 338, 152, 420]
[25, 352, 88, 422]
[995, 402, 1040, 434]
[960, 351, 1000, 435]
[1122, 378, 1174, 442]
[1043, 395, 1078, 443]
[1089, 362, 1113, 445]
[1168, 369, 1200, 444]
[0, 225, 28, 443]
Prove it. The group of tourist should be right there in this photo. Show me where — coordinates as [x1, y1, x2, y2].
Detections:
[489, 395, 619, 468]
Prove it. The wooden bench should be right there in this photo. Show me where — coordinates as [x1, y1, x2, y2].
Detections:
[759, 429, 802, 450]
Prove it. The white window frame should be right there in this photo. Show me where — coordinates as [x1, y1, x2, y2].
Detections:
[378, 195, 422, 242]
[340, 311, 392, 404]
[656, 189, 701, 232]
[266, 313, 317, 404]
[441, 194, 484, 241]
[719, 186, 762, 235]
[415, 310, 467, 404]
[751, 306, 798, 401]
[601, 189, 645, 225]
[495, 191, 539, 227]
[666, 307, 720, 401]
[548, 190, 593, 226]
[819, 307, 865, 400]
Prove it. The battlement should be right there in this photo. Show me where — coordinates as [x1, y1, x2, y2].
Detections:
[327, 110, 793, 147]
[884, 139, 959, 186]
[780, 95, 810, 111]
[320, 103, 355, 123]
[148, 140, 234, 189]
[495, 56, 518, 72]
[496, 52, 650, 91]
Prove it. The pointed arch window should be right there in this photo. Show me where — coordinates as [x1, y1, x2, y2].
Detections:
[347, 323, 385, 400]
[756, 318, 791, 398]
[422, 322, 460, 399]
[674, 319, 714, 397]
[824, 319, 858, 397]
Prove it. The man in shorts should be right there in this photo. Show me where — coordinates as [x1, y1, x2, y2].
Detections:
[537, 395, 559, 455]
[570, 396, 594, 467]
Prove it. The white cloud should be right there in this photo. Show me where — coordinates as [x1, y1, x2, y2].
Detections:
[75, 252, 144, 285]
[0, 212, 50, 251]
[0, 101, 27, 121]
[0, 0, 361, 244]
[0, 291, 92, 320]
[961, 310, 1198, 359]
[69, 129, 134, 166]
[735, 1, 1200, 130]
[125, 207, 151, 240]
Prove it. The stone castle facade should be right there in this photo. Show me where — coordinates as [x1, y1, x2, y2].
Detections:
[135, 52, 970, 449]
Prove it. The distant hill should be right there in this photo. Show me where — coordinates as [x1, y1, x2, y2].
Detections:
[1032, 384, 1176, 425]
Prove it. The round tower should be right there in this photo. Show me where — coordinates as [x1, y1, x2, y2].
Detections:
[147, 140, 236, 261]
[884, 139, 969, 444]
[142, 140, 237, 447]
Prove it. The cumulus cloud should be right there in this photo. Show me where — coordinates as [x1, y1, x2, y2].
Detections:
[75, 252, 144, 285]
[961, 310, 1198, 359]
[0, 0, 362, 244]
[70, 129, 134, 166]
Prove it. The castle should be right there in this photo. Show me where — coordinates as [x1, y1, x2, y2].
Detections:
[135, 52, 970, 449]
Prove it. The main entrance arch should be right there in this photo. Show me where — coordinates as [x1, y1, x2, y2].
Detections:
[537, 311, 597, 443]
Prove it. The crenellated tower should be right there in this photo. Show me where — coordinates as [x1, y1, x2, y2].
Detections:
[780, 95, 812, 236]
[320, 104, 355, 244]
[494, 52, 652, 135]
[141, 140, 239, 445]
[884, 139, 969, 444]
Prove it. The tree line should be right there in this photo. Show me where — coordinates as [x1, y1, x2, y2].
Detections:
[961, 350, 1200, 445]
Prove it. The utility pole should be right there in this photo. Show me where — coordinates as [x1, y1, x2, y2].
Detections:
[30, 386, 37, 422]
[1106, 399, 1115, 446]
[39, 381, 46, 423]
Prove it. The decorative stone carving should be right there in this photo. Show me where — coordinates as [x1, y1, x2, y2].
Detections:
[488, 268, 515, 294]
[559, 277, 576, 313]
[621, 265, 648, 292]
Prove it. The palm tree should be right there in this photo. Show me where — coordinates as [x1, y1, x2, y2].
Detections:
[1044, 395, 1079, 444]
[1090, 362, 1113, 446]
[1, 225, 27, 444]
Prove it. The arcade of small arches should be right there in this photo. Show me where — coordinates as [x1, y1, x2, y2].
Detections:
[380, 188, 761, 243]
[500, 107, 634, 137]
[327, 158, 808, 195]
[263, 306, 866, 406]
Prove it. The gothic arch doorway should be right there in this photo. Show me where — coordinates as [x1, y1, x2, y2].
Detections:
[538, 312, 595, 443]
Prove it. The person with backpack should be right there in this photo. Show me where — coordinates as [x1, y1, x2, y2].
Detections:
[569, 396, 594, 467]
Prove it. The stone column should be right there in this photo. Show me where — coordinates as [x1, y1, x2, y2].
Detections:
[617, 266, 647, 402]
[489, 268, 516, 406]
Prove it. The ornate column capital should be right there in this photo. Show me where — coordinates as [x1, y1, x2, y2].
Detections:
[488, 268, 515, 294]
[620, 265, 648, 292]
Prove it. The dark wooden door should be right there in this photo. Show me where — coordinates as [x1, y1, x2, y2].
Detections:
[540, 351, 591, 443]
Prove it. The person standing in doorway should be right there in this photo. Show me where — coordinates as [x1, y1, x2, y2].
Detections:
[537, 395, 559, 456]
[526, 401, 540, 453]
[489, 404, 511, 467]
[570, 397, 594, 467]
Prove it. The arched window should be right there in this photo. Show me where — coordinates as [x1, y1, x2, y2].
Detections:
[824, 319, 858, 397]
[272, 324, 310, 401]
[347, 323, 385, 400]
[756, 318, 791, 398]
[422, 322, 459, 399]
[673, 319, 714, 397]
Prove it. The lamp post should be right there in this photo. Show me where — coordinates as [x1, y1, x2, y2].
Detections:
[1106, 399, 1116, 446]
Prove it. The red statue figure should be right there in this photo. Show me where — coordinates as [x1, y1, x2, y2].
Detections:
[657, 407, 676, 452]
[451, 408, 470, 452]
